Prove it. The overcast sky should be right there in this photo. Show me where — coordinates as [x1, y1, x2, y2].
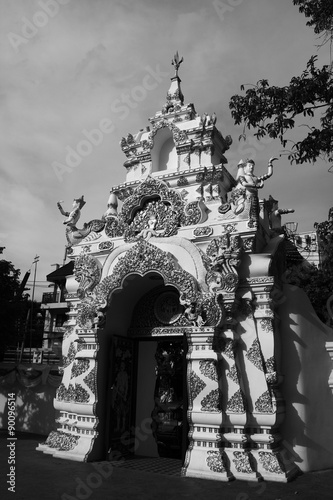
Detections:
[0, 0, 332, 299]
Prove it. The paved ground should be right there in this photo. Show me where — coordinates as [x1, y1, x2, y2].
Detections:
[1, 432, 333, 500]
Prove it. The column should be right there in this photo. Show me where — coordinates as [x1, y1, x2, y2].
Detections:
[183, 327, 229, 480]
[247, 279, 299, 481]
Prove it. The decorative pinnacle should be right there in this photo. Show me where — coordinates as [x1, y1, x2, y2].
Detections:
[171, 51, 183, 77]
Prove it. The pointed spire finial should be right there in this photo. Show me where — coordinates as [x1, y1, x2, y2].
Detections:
[162, 52, 185, 112]
[171, 52, 183, 77]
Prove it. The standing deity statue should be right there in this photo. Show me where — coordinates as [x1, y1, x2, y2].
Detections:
[57, 196, 86, 229]
[235, 157, 277, 220]
[236, 157, 275, 191]
[219, 157, 278, 225]
[219, 158, 278, 224]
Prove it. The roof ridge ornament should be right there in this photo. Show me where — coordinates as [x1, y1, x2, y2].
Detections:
[171, 51, 183, 78]
[163, 52, 184, 113]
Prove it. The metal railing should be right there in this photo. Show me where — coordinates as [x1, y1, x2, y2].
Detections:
[2, 348, 60, 365]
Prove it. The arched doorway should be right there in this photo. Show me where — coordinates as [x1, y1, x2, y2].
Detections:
[105, 274, 188, 463]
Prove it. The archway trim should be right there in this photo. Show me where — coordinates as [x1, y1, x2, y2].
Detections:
[95, 239, 198, 306]
[101, 236, 208, 287]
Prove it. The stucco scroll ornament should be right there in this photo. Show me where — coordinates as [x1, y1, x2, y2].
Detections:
[120, 177, 182, 223]
[205, 234, 243, 295]
[74, 253, 105, 328]
[76, 298, 104, 329]
[57, 196, 105, 247]
[74, 253, 102, 299]
[180, 292, 223, 328]
[182, 300, 206, 327]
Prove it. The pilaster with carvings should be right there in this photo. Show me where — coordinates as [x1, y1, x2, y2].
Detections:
[200, 232, 259, 479]
[183, 328, 231, 481]
[216, 325, 260, 480]
[38, 254, 105, 461]
[243, 278, 299, 481]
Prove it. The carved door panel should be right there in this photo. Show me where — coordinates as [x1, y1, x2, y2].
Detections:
[151, 338, 187, 459]
[108, 335, 136, 458]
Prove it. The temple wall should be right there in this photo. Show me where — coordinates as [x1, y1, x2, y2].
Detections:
[279, 284, 333, 472]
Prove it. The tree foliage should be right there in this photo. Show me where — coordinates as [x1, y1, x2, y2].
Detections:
[285, 206, 333, 325]
[0, 260, 21, 300]
[293, 0, 333, 40]
[0, 260, 44, 359]
[286, 261, 333, 324]
[229, 0, 333, 166]
[0, 260, 23, 359]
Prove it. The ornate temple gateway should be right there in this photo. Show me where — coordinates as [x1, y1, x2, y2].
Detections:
[38, 55, 333, 482]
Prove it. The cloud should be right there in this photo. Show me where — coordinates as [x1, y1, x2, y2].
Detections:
[0, 0, 330, 297]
